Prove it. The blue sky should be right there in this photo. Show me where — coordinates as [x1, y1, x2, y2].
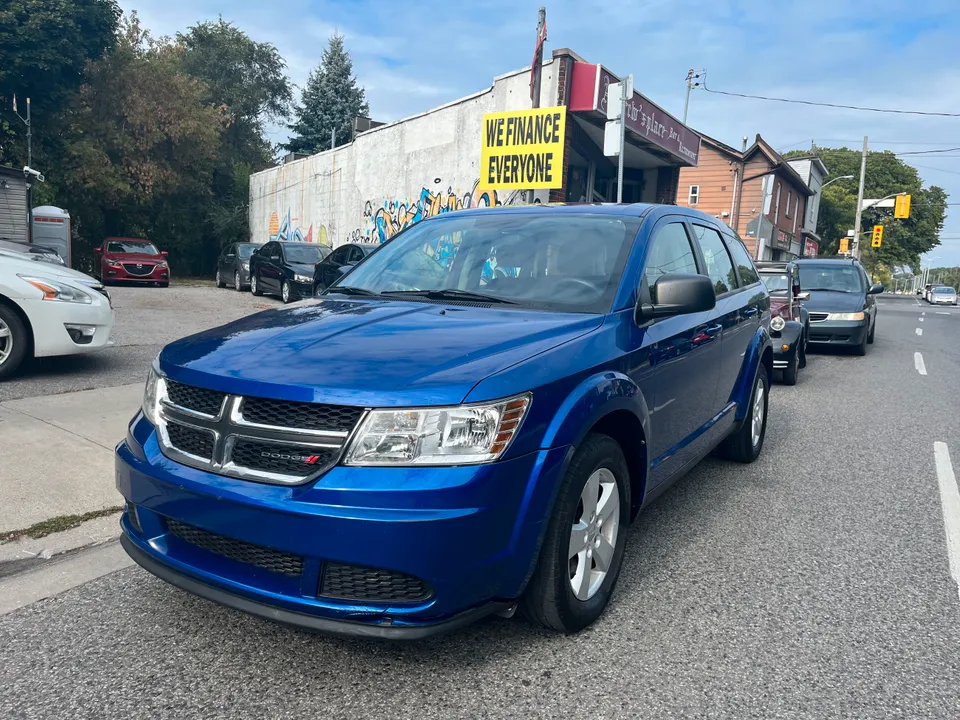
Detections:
[123, 0, 960, 268]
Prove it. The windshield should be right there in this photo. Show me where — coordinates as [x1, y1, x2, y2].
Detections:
[760, 273, 790, 294]
[107, 240, 159, 255]
[333, 213, 641, 313]
[238, 245, 256, 259]
[798, 265, 864, 293]
[934, 286, 955, 294]
[283, 244, 324, 264]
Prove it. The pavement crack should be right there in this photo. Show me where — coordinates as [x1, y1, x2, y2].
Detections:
[0, 405, 117, 453]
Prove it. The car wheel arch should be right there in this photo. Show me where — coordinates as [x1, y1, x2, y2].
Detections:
[0, 294, 35, 358]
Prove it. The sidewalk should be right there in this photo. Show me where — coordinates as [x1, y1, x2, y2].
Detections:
[0, 383, 142, 534]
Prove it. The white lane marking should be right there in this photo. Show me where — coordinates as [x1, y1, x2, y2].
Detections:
[937, 311, 951, 315]
[915, 352, 927, 375]
[922, 312, 926, 316]
[917, 328, 923, 336]
[934, 443, 960, 602]
[920, 317, 925, 322]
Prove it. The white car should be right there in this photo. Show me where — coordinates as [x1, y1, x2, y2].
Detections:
[0, 249, 115, 379]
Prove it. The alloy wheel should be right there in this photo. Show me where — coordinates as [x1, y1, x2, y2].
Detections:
[235, 271, 241, 290]
[568, 468, 620, 601]
[251, 276, 258, 293]
[282, 282, 290, 303]
[751, 381, 765, 448]
[0, 317, 12, 366]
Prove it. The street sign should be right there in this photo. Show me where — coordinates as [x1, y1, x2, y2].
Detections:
[872, 225, 884, 248]
[479, 106, 567, 190]
[839, 237, 849, 254]
[894, 193, 912, 219]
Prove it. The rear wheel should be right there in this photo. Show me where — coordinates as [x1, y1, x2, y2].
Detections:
[521, 433, 630, 634]
[720, 363, 768, 463]
[251, 274, 262, 296]
[215, 269, 225, 288]
[0, 305, 29, 380]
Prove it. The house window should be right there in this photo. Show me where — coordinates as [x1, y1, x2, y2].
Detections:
[773, 183, 781, 220]
[785, 192, 792, 218]
[688, 185, 700, 205]
[792, 202, 798, 234]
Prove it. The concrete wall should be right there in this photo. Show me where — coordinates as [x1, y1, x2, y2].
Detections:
[250, 62, 558, 248]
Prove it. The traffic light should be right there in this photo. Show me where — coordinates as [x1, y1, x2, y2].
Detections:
[872, 225, 884, 248]
[839, 237, 849, 254]
[894, 194, 911, 219]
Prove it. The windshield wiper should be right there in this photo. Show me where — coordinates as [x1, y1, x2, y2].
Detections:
[380, 288, 517, 305]
[324, 286, 380, 297]
[804, 288, 854, 293]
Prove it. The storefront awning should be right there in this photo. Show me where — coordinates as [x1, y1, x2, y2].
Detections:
[568, 63, 702, 167]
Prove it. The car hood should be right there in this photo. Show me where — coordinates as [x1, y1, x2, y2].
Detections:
[288, 262, 316, 276]
[159, 299, 604, 407]
[802, 290, 865, 313]
[0, 250, 99, 283]
[106, 252, 163, 262]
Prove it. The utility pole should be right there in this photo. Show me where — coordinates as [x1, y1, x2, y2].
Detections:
[852, 136, 868, 259]
[528, 7, 547, 206]
[682, 69, 704, 125]
[330, 128, 336, 151]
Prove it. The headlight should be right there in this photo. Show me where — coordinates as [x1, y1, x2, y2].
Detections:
[157, 261, 168, 269]
[18, 275, 92, 304]
[294, 273, 312, 283]
[142, 362, 168, 426]
[826, 311, 865, 321]
[242, 262, 250, 270]
[344, 394, 531, 466]
[771, 316, 786, 332]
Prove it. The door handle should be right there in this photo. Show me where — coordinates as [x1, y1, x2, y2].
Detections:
[743, 307, 758, 318]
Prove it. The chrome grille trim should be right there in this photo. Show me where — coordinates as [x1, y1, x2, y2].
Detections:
[808, 312, 829, 323]
[156, 382, 366, 486]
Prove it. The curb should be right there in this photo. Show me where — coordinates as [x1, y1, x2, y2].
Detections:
[0, 511, 123, 578]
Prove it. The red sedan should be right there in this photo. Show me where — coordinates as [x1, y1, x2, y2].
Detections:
[95, 237, 170, 287]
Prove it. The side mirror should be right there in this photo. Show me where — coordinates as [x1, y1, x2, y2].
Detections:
[161, 250, 169, 257]
[93, 247, 102, 255]
[795, 291, 811, 301]
[869, 283, 884, 294]
[635, 273, 717, 323]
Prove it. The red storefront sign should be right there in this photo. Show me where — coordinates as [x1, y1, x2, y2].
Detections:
[803, 238, 819, 257]
[569, 62, 701, 166]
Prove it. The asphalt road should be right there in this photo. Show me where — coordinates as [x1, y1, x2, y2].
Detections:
[0, 283, 279, 402]
[2, 294, 959, 719]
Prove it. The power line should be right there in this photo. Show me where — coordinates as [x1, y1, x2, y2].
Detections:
[895, 147, 960, 156]
[906, 163, 960, 176]
[701, 80, 960, 117]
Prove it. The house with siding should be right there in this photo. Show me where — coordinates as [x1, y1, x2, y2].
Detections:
[676, 134, 814, 261]
[786, 155, 829, 257]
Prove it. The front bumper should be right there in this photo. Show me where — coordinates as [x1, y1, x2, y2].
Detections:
[807, 319, 868, 346]
[19, 294, 115, 358]
[116, 413, 569, 638]
[290, 280, 313, 300]
[104, 264, 169, 283]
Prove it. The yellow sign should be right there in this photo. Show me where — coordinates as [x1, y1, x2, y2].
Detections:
[480, 107, 567, 190]
[839, 237, 849, 254]
[894, 193, 911, 219]
[872, 225, 884, 247]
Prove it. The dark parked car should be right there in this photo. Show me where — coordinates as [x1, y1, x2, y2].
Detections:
[95, 237, 169, 287]
[216, 242, 258, 291]
[249, 241, 331, 303]
[117, 204, 773, 638]
[0, 238, 65, 265]
[795, 257, 881, 356]
[313, 243, 379, 295]
[757, 261, 810, 385]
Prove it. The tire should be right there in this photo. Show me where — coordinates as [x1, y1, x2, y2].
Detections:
[251, 273, 262, 296]
[281, 280, 292, 304]
[0, 305, 29, 380]
[521, 433, 630, 634]
[215, 269, 225, 288]
[234, 271, 243, 291]
[158, 282, 169, 288]
[782, 349, 799, 386]
[798, 332, 807, 369]
[854, 330, 867, 356]
[867, 317, 876, 344]
[719, 363, 769, 463]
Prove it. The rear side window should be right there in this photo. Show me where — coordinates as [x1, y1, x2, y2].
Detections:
[691, 225, 738, 295]
[643, 222, 699, 288]
[726, 236, 760, 285]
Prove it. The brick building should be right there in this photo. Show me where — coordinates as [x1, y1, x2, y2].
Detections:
[676, 134, 814, 261]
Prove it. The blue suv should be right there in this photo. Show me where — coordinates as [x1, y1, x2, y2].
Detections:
[117, 204, 772, 638]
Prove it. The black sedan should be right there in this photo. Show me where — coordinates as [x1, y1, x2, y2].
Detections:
[249, 241, 332, 303]
[215, 242, 258, 291]
[313, 243, 379, 295]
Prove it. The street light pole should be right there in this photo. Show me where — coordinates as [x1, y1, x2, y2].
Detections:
[820, 174, 854, 191]
[852, 136, 868, 259]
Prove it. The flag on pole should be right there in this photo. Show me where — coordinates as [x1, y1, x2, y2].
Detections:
[529, 13, 548, 103]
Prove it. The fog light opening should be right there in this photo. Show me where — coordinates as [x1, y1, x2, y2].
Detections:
[65, 323, 96, 345]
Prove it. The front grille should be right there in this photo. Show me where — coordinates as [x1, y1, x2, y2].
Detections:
[320, 563, 433, 603]
[166, 518, 304, 577]
[230, 439, 337, 477]
[240, 397, 363, 433]
[808, 312, 829, 322]
[121, 262, 155, 276]
[166, 422, 215, 460]
[166, 381, 226, 417]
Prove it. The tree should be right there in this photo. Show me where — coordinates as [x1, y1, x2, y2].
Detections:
[0, 0, 121, 164]
[786, 148, 948, 272]
[285, 33, 368, 155]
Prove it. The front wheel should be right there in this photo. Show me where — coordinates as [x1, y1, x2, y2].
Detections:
[782, 349, 799, 386]
[521, 433, 630, 633]
[234, 271, 243, 291]
[0, 305, 29, 380]
[281, 280, 292, 304]
[720, 363, 769, 463]
[867, 317, 876, 344]
[251, 274, 262, 296]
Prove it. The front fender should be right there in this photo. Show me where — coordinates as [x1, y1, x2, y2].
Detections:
[729, 326, 772, 422]
[771, 320, 803, 350]
[541, 371, 650, 450]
